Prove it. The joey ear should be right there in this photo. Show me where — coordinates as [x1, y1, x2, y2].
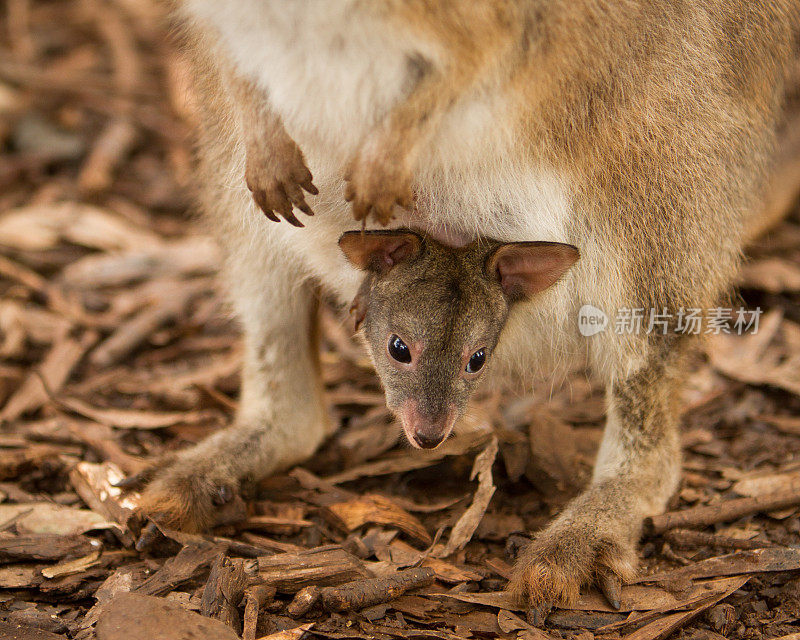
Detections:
[338, 230, 422, 275]
[487, 241, 579, 301]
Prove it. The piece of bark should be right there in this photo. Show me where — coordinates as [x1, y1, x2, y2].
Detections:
[733, 470, 800, 498]
[524, 407, 587, 493]
[601, 577, 752, 634]
[136, 543, 222, 596]
[323, 428, 491, 484]
[242, 585, 276, 640]
[88, 280, 204, 368]
[497, 610, 553, 639]
[67, 422, 147, 476]
[548, 610, 626, 630]
[319, 567, 435, 613]
[254, 623, 314, 640]
[240, 532, 304, 554]
[421, 558, 483, 584]
[58, 395, 217, 430]
[644, 491, 800, 535]
[257, 545, 371, 593]
[706, 311, 800, 397]
[286, 586, 321, 618]
[485, 557, 514, 580]
[664, 529, 774, 551]
[41, 546, 102, 578]
[435, 576, 749, 615]
[201, 554, 248, 632]
[0, 621, 66, 640]
[69, 461, 138, 547]
[1, 330, 95, 421]
[78, 118, 137, 195]
[634, 547, 800, 584]
[325, 494, 431, 546]
[96, 593, 239, 640]
[4, 609, 69, 636]
[437, 437, 498, 557]
[60, 237, 219, 288]
[240, 515, 314, 536]
[621, 576, 748, 640]
[0, 534, 94, 563]
[0, 564, 44, 589]
[78, 564, 144, 636]
[705, 603, 737, 636]
[0, 445, 62, 481]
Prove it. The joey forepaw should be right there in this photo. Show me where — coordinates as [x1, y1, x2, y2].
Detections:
[246, 134, 318, 227]
[344, 146, 414, 225]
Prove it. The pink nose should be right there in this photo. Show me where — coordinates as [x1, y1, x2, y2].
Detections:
[398, 402, 456, 450]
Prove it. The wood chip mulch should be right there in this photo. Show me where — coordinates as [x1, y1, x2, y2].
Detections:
[3, 3, 800, 640]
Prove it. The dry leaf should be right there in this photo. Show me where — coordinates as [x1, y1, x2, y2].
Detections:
[326, 494, 431, 546]
[0, 503, 117, 536]
[436, 437, 498, 557]
[707, 311, 800, 396]
[1, 330, 96, 421]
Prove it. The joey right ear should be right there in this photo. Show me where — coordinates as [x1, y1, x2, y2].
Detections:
[338, 230, 422, 275]
[486, 241, 579, 302]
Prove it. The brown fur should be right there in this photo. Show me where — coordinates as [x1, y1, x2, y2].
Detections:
[139, 0, 799, 611]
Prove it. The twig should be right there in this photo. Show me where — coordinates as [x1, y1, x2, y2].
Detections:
[287, 585, 321, 618]
[319, 568, 435, 613]
[242, 585, 276, 640]
[664, 529, 775, 551]
[644, 491, 800, 535]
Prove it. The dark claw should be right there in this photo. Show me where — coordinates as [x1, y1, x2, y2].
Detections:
[599, 572, 622, 610]
[296, 200, 314, 216]
[135, 522, 163, 552]
[302, 180, 319, 196]
[283, 209, 304, 228]
[527, 601, 552, 627]
[213, 485, 234, 506]
[114, 469, 151, 490]
[254, 191, 280, 222]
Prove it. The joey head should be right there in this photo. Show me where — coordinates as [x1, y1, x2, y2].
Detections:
[339, 229, 579, 449]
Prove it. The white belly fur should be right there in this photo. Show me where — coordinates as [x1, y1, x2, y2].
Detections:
[183, 0, 579, 369]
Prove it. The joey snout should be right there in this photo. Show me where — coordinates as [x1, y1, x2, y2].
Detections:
[397, 399, 458, 449]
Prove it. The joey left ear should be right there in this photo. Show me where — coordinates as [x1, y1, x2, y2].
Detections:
[487, 241, 579, 301]
[339, 230, 422, 275]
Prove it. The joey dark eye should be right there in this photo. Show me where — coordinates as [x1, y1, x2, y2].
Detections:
[388, 335, 412, 363]
[466, 349, 486, 374]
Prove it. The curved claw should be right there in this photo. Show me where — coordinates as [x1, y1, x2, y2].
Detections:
[300, 178, 319, 196]
[114, 468, 154, 491]
[135, 521, 163, 552]
[598, 572, 622, 610]
[283, 208, 304, 228]
[527, 601, 552, 627]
